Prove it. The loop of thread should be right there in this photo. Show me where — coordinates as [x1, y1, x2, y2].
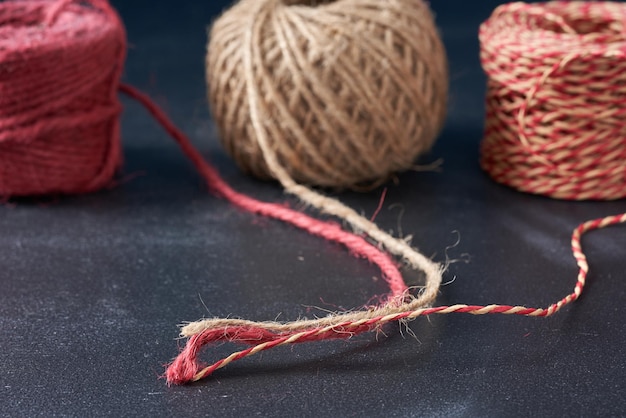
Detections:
[207, 0, 448, 190]
[122, 84, 443, 386]
[479, 1, 626, 200]
[0, 0, 126, 196]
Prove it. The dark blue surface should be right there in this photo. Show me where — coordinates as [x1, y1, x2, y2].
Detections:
[1, 1, 625, 417]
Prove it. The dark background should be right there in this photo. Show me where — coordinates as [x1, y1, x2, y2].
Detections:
[1, 1, 625, 417]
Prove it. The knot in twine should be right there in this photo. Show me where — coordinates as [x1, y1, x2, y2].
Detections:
[0, 0, 125, 197]
[480, 1, 626, 200]
[207, 0, 448, 189]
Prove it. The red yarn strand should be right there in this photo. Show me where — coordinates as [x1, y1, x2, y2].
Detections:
[119, 84, 409, 301]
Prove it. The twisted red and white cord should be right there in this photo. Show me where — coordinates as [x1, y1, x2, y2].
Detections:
[166, 213, 625, 384]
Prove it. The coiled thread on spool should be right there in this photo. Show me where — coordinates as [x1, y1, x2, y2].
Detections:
[480, 1, 626, 200]
[0, 0, 125, 196]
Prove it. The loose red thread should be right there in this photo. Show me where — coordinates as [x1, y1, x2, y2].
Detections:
[120, 84, 409, 302]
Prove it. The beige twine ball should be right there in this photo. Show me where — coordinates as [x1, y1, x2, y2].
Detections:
[206, 0, 448, 189]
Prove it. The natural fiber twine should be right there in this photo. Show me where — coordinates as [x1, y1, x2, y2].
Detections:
[207, 0, 448, 189]
[480, 1, 626, 200]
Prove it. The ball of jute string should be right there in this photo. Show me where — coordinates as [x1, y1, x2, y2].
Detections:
[207, 0, 448, 190]
[0, 0, 126, 197]
[480, 1, 626, 200]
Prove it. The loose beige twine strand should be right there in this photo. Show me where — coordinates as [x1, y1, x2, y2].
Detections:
[183, 0, 448, 337]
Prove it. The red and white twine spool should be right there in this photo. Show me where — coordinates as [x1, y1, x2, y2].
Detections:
[480, 1, 626, 200]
